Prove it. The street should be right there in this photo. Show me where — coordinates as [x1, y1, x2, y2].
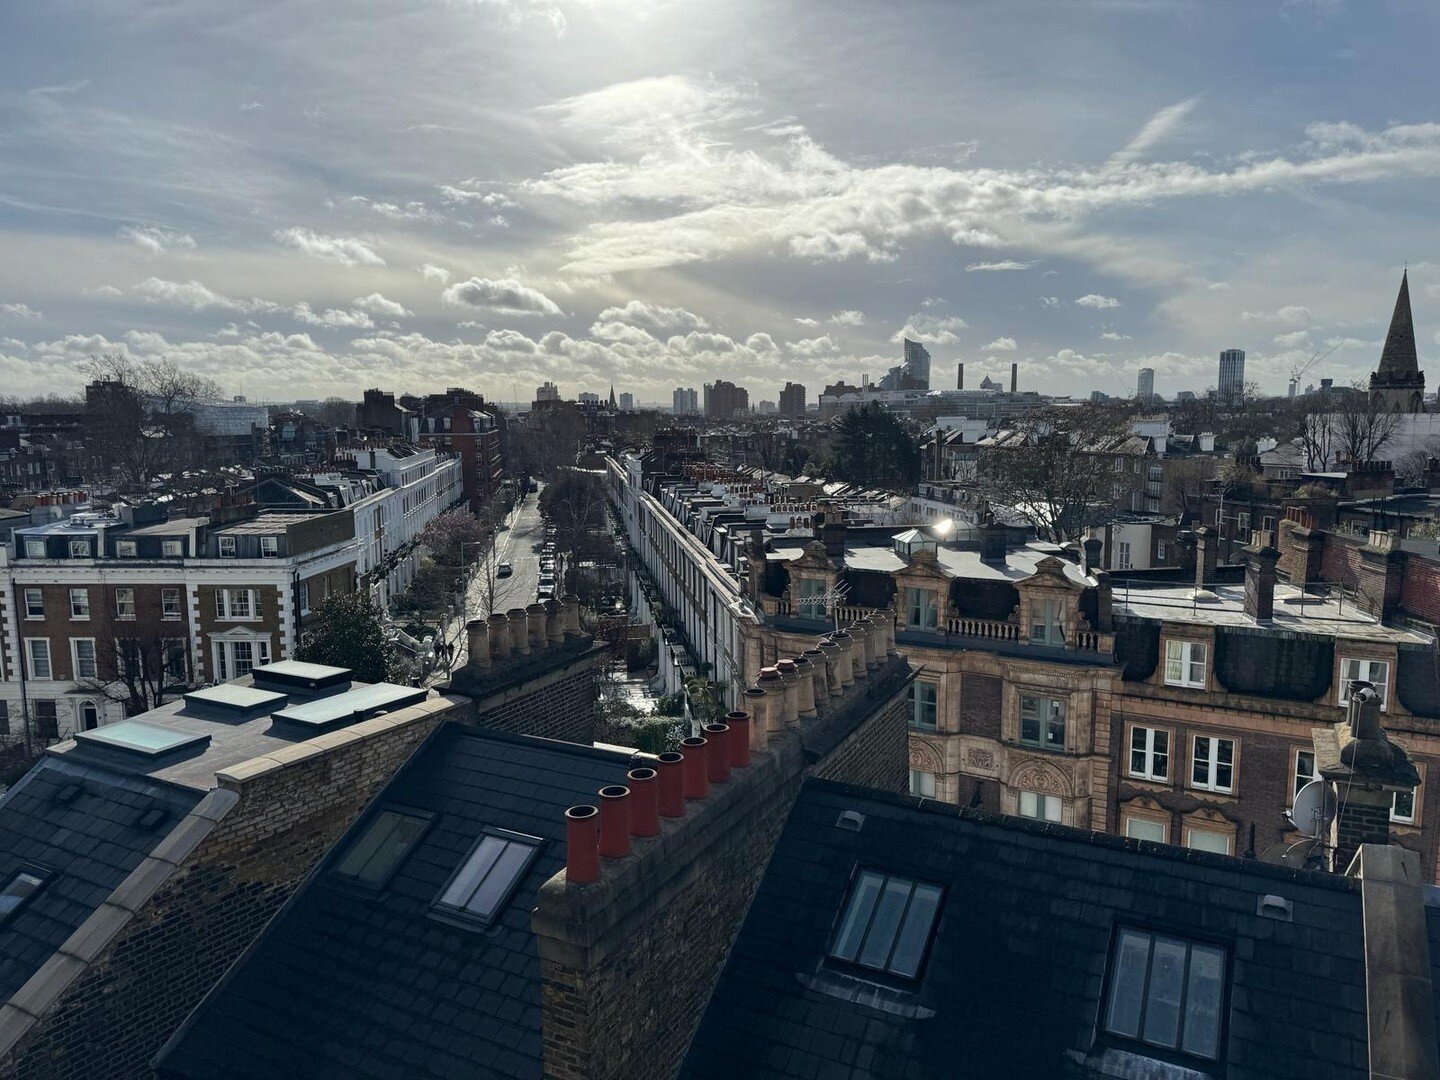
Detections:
[474, 488, 547, 617]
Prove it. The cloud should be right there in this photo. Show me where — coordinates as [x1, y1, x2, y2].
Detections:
[1241, 304, 1314, 324]
[132, 277, 267, 313]
[351, 292, 412, 318]
[892, 314, 967, 345]
[1273, 329, 1311, 347]
[291, 303, 373, 329]
[921, 297, 945, 307]
[439, 186, 516, 209]
[1106, 97, 1200, 168]
[1100, 330, 1133, 341]
[348, 196, 436, 222]
[984, 337, 1017, 351]
[83, 285, 124, 299]
[786, 336, 839, 356]
[420, 263, 452, 284]
[966, 260, 1034, 272]
[0, 303, 42, 320]
[594, 300, 708, 333]
[119, 224, 197, 254]
[828, 309, 865, 326]
[1040, 297, 1061, 308]
[794, 316, 820, 327]
[274, 227, 384, 267]
[25, 79, 90, 97]
[1075, 293, 1121, 308]
[442, 276, 563, 315]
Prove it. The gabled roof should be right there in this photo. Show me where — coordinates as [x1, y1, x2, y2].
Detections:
[0, 757, 201, 1002]
[683, 779, 1372, 1079]
[1378, 270, 1420, 377]
[156, 725, 636, 1080]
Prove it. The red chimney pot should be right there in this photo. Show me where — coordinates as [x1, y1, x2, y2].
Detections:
[598, 785, 632, 859]
[565, 805, 600, 883]
[627, 767, 660, 837]
[703, 723, 731, 783]
[725, 711, 751, 767]
[681, 737, 710, 800]
[656, 752, 685, 817]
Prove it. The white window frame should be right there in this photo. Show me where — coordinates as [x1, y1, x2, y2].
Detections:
[909, 769, 937, 799]
[1163, 640, 1207, 689]
[1018, 790, 1062, 822]
[1190, 735, 1236, 794]
[1019, 694, 1066, 751]
[68, 539, 90, 558]
[1184, 826, 1232, 854]
[215, 588, 257, 621]
[1128, 725, 1170, 782]
[1115, 540, 1132, 570]
[162, 588, 182, 620]
[218, 535, 237, 558]
[116, 540, 137, 558]
[115, 587, 136, 620]
[163, 539, 185, 558]
[71, 638, 98, 680]
[214, 636, 271, 681]
[1124, 816, 1167, 843]
[25, 638, 52, 680]
[1029, 597, 1065, 646]
[69, 588, 90, 620]
[1338, 658, 1390, 711]
[298, 580, 310, 615]
[908, 681, 938, 731]
[23, 540, 44, 559]
[1293, 748, 1320, 798]
[904, 586, 938, 631]
[260, 535, 279, 558]
[23, 589, 43, 619]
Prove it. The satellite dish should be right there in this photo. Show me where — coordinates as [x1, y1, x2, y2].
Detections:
[1279, 838, 1328, 871]
[1288, 781, 1336, 839]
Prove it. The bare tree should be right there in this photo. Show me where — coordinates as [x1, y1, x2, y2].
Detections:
[75, 622, 191, 717]
[974, 403, 1135, 541]
[1301, 382, 1404, 471]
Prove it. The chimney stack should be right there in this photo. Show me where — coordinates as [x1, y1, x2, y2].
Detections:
[1315, 684, 1422, 873]
[1082, 536, 1104, 575]
[1010, 362, 1017, 393]
[981, 521, 1008, 565]
[1194, 526, 1218, 591]
[1243, 540, 1280, 621]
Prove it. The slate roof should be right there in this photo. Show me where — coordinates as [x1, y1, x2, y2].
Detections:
[0, 756, 201, 1002]
[156, 724, 637, 1080]
[1378, 270, 1419, 377]
[683, 780, 1372, 1080]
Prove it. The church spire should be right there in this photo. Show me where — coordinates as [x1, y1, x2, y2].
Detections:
[1377, 270, 1419, 376]
[609, 384, 616, 408]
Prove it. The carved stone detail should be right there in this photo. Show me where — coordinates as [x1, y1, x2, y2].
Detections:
[1010, 757, 1073, 797]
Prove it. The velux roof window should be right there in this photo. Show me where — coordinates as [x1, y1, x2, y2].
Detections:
[1104, 927, 1227, 1061]
[433, 829, 541, 927]
[332, 808, 432, 888]
[828, 869, 943, 981]
[0, 865, 53, 927]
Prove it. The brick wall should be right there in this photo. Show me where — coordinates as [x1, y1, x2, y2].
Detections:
[0, 696, 462, 1080]
[1401, 557, 1440, 625]
[1321, 533, 1366, 590]
[450, 643, 604, 746]
[957, 673, 1002, 736]
[812, 689, 908, 792]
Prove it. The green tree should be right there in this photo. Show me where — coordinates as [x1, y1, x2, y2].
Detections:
[813, 403, 921, 491]
[296, 592, 395, 684]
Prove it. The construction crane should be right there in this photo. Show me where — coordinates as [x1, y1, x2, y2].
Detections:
[1287, 343, 1339, 398]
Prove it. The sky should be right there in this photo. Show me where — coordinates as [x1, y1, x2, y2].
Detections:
[1, 0, 1439, 407]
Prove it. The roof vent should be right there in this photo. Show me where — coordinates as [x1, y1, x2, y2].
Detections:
[269, 683, 428, 736]
[1257, 894, 1293, 922]
[184, 684, 288, 721]
[251, 660, 353, 695]
[73, 720, 211, 761]
[136, 806, 168, 831]
[835, 810, 866, 832]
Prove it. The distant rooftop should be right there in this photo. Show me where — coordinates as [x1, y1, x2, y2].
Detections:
[1115, 580, 1431, 644]
[771, 538, 1094, 586]
[211, 511, 338, 534]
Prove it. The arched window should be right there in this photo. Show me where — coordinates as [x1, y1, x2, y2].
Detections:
[79, 701, 100, 731]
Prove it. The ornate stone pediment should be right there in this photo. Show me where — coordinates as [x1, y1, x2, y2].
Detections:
[909, 741, 944, 774]
[1010, 756, 1072, 797]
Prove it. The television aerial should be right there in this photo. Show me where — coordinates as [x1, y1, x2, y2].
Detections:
[1285, 780, 1336, 839]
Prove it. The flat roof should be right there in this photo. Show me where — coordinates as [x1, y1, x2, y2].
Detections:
[73, 720, 210, 759]
[1115, 581, 1432, 644]
[772, 540, 1093, 586]
[124, 517, 207, 536]
[212, 512, 338, 534]
[272, 683, 429, 732]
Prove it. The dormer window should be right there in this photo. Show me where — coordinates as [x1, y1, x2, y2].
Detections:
[795, 577, 827, 617]
[116, 540, 136, 558]
[260, 535, 279, 558]
[24, 540, 44, 559]
[69, 539, 90, 558]
[1029, 598, 1064, 646]
[904, 587, 938, 631]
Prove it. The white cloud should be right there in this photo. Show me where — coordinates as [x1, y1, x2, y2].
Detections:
[348, 197, 436, 222]
[1106, 97, 1200, 168]
[794, 316, 820, 327]
[274, 227, 384, 267]
[420, 263, 452, 284]
[119, 225, 196, 255]
[132, 277, 269, 313]
[966, 260, 1033, 272]
[25, 79, 89, 97]
[594, 300, 708, 333]
[828, 309, 865, 326]
[291, 303, 373, 329]
[892, 314, 967, 345]
[1100, 330, 1133, 341]
[1039, 297, 1061, 308]
[351, 292, 413, 318]
[1241, 304, 1314, 324]
[786, 336, 839, 356]
[83, 285, 124, 299]
[1273, 329, 1311, 347]
[984, 337, 1017, 351]
[921, 297, 945, 307]
[442, 276, 563, 315]
[1075, 293, 1121, 308]
[0, 303, 43, 320]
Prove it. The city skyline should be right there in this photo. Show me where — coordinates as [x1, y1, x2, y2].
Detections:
[1, 2, 1439, 404]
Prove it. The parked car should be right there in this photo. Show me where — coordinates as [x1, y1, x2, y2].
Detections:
[497, 563, 513, 578]
[537, 584, 556, 600]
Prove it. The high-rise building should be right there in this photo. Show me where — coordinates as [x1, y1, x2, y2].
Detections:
[618, 392, 634, 412]
[535, 381, 560, 403]
[778, 382, 806, 417]
[672, 387, 698, 415]
[704, 380, 749, 419]
[1136, 368, 1155, 399]
[1218, 349, 1245, 399]
[903, 338, 931, 389]
[578, 391, 600, 405]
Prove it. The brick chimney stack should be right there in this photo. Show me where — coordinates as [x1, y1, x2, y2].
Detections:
[1242, 540, 1280, 621]
[1194, 526, 1218, 591]
[1314, 684, 1422, 874]
[1081, 536, 1103, 575]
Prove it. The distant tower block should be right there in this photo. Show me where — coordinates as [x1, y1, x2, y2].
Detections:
[1009, 362, 1017, 393]
[957, 363, 964, 390]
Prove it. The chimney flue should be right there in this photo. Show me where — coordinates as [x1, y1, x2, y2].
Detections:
[627, 768, 659, 837]
[565, 805, 601, 883]
[725, 711, 752, 766]
[1243, 540, 1280, 621]
[598, 786, 632, 859]
[680, 737, 709, 800]
[702, 723, 732, 783]
[656, 753, 685, 817]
